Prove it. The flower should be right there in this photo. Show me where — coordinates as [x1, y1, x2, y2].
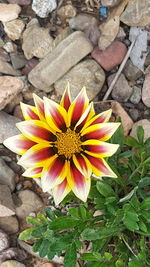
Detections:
[4, 85, 120, 205]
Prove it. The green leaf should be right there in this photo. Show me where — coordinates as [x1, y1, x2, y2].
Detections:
[115, 259, 125, 267]
[138, 221, 147, 232]
[26, 216, 41, 225]
[45, 208, 55, 221]
[104, 252, 112, 261]
[141, 197, 150, 209]
[75, 239, 82, 249]
[68, 207, 80, 219]
[118, 151, 132, 159]
[123, 211, 139, 231]
[37, 213, 47, 223]
[96, 181, 115, 197]
[32, 225, 47, 238]
[119, 187, 138, 203]
[125, 136, 139, 147]
[137, 126, 144, 145]
[110, 124, 124, 148]
[79, 206, 87, 219]
[49, 216, 79, 231]
[81, 252, 102, 261]
[128, 260, 143, 267]
[64, 243, 77, 267]
[142, 211, 150, 222]
[81, 228, 99, 241]
[144, 137, 150, 146]
[19, 227, 34, 240]
[138, 177, 150, 187]
[32, 239, 43, 252]
[39, 239, 50, 258]
[105, 196, 117, 204]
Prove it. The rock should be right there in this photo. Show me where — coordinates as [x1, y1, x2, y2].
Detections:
[130, 86, 141, 104]
[22, 19, 53, 59]
[0, 248, 27, 264]
[13, 105, 24, 120]
[101, 0, 121, 7]
[0, 48, 10, 62]
[32, 0, 57, 18]
[3, 42, 17, 53]
[5, 93, 23, 113]
[0, 230, 9, 252]
[0, 4, 21, 23]
[0, 76, 24, 110]
[0, 60, 19, 76]
[55, 59, 105, 100]
[16, 190, 43, 219]
[41, 264, 54, 267]
[128, 108, 139, 121]
[3, 19, 25, 41]
[57, 4, 77, 19]
[92, 41, 127, 71]
[0, 111, 20, 143]
[28, 31, 93, 91]
[116, 27, 126, 41]
[22, 58, 39, 76]
[1, 261, 25, 267]
[121, 0, 150, 26]
[10, 53, 26, 70]
[98, 16, 120, 50]
[142, 72, 150, 108]
[123, 60, 143, 81]
[108, 73, 133, 102]
[0, 185, 15, 216]
[7, 0, 31, 5]
[0, 216, 19, 234]
[130, 119, 150, 141]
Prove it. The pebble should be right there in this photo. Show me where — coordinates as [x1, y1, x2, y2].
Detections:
[32, 0, 57, 18]
[92, 41, 127, 71]
[28, 31, 93, 91]
[7, 0, 31, 5]
[0, 76, 24, 110]
[0, 216, 19, 234]
[120, 0, 150, 26]
[1, 261, 25, 267]
[108, 73, 133, 102]
[55, 59, 105, 100]
[0, 60, 20, 76]
[0, 185, 15, 216]
[130, 86, 141, 104]
[0, 48, 10, 62]
[13, 105, 24, 120]
[0, 230, 9, 252]
[22, 58, 39, 76]
[123, 60, 143, 81]
[128, 108, 139, 121]
[101, 0, 121, 7]
[10, 53, 26, 70]
[22, 19, 53, 59]
[5, 93, 23, 113]
[142, 72, 150, 108]
[57, 4, 77, 19]
[0, 248, 26, 264]
[0, 4, 21, 23]
[3, 42, 17, 53]
[0, 111, 20, 143]
[16, 190, 43, 219]
[3, 19, 25, 41]
[130, 119, 150, 141]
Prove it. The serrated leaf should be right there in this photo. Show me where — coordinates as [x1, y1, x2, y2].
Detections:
[19, 227, 34, 240]
[96, 182, 115, 197]
[119, 187, 138, 203]
[49, 216, 79, 231]
[64, 243, 77, 267]
[137, 126, 144, 145]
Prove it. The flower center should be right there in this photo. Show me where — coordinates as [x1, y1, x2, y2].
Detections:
[55, 128, 82, 159]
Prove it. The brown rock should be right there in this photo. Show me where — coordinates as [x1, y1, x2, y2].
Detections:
[22, 58, 39, 76]
[0, 4, 21, 22]
[130, 119, 150, 141]
[7, 0, 31, 5]
[0, 48, 10, 62]
[13, 105, 24, 120]
[0, 76, 24, 110]
[92, 41, 127, 71]
[0, 185, 15, 217]
[142, 72, 150, 108]
[123, 59, 143, 81]
[101, 0, 121, 7]
[0, 248, 27, 264]
[1, 261, 25, 267]
[0, 216, 19, 234]
[3, 19, 25, 41]
[57, 4, 77, 19]
[0, 60, 20, 76]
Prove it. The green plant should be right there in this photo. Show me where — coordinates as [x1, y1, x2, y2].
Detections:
[19, 126, 150, 267]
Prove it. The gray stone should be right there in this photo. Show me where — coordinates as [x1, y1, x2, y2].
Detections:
[130, 86, 141, 104]
[3, 19, 25, 41]
[55, 59, 105, 100]
[142, 72, 150, 108]
[0, 230, 9, 252]
[130, 119, 150, 141]
[0, 4, 21, 22]
[0, 185, 15, 216]
[10, 53, 26, 69]
[108, 73, 133, 102]
[32, 0, 57, 18]
[1, 261, 25, 267]
[0, 60, 20, 75]
[28, 31, 93, 91]
[0, 248, 27, 264]
[123, 60, 143, 81]
[0, 111, 20, 143]
[101, 0, 121, 7]
[0, 160, 16, 192]
[128, 108, 139, 121]
[16, 190, 43, 219]
[0, 216, 19, 234]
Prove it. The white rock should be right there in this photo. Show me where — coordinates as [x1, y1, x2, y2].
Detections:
[32, 0, 57, 18]
[0, 4, 21, 22]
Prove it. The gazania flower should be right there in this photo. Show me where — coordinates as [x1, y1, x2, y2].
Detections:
[4, 85, 120, 205]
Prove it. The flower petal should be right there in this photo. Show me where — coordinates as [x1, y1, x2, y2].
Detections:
[20, 102, 39, 120]
[44, 97, 68, 132]
[81, 109, 112, 132]
[3, 134, 36, 155]
[75, 102, 95, 132]
[60, 83, 71, 111]
[72, 153, 92, 177]
[81, 123, 120, 141]
[68, 87, 89, 128]
[41, 155, 67, 191]
[16, 120, 56, 143]
[18, 143, 55, 167]
[86, 155, 117, 178]
[22, 167, 43, 178]
[67, 160, 91, 202]
[33, 93, 45, 121]
[82, 139, 119, 158]
[52, 179, 71, 205]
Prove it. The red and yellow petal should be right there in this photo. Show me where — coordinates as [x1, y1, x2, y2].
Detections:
[52, 179, 71, 205]
[33, 93, 45, 121]
[22, 167, 43, 178]
[81, 123, 120, 141]
[68, 87, 89, 128]
[75, 102, 95, 132]
[82, 139, 119, 158]
[67, 160, 91, 202]
[86, 154, 117, 178]
[44, 97, 68, 132]
[81, 109, 112, 132]
[72, 153, 92, 177]
[3, 134, 36, 155]
[20, 102, 39, 120]
[16, 120, 56, 144]
[17, 143, 55, 167]
[41, 155, 67, 191]
[60, 83, 71, 112]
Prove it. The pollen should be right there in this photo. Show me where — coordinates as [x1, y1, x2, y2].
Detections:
[55, 128, 82, 159]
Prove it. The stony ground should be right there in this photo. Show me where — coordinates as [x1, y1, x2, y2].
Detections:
[0, 0, 150, 266]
